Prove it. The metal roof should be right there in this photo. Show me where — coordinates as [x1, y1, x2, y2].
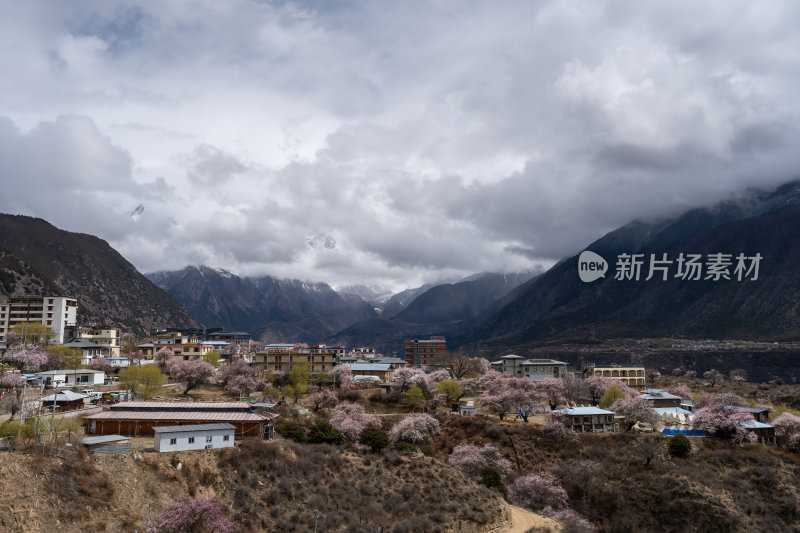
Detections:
[153, 423, 236, 433]
[500, 354, 523, 359]
[739, 420, 775, 429]
[37, 369, 105, 376]
[521, 359, 568, 366]
[83, 411, 272, 422]
[555, 406, 615, 416]
[83, 434, 130, 445]
[41, 391, 88, 402]
[111, 401, 250, 410]
[347, 363, 391, 371]
[725, 406, 770, 413]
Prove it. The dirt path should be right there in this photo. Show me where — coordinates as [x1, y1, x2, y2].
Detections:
[504, 504, 561, 533]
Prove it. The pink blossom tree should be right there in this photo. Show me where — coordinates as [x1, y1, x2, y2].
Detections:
[331, 401, 381, 441]
[692, 404, 757, 445]
[610, 395, 659, 431]
[154, 347, 175, 368]
[458, 377, 479, 397]
[694, 392, 744, 410]
[394, 367, 428, 393]
[542, 508, 597, 533]
[448, 443, 512, 478]
[773, 413, 800, 451]
[225, 374, 267, 398]
[388, 414, 440, 446]
[292, 342, 309, 351]
[473, 357, 492, 375]
[147, 494, 235, 533]
[669, 385, 693, 400]
[584, 376, 621, 406]
[0, 372, 26, 418]
[541, 413, 579, 441]
[309, 387, 339, 411]
[479, 374, 539, 421]
[329, 364, 354, 389]
[2, 345, 48, 371]
[167, 357, 216, 395]
[535, 378, 567, 410]
[89, 356, 109, 371]
[428, 369, 450, 382]
[508, 472, 569, 510]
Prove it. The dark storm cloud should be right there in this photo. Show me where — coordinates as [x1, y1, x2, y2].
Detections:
[0, 1, 798, 289]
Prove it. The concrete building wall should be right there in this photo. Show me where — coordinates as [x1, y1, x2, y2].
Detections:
[154, 428, 236, 452]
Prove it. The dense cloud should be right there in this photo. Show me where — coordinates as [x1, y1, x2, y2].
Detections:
[0, 1, 798, 291]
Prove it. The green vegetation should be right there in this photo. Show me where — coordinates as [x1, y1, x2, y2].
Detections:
[119, 364, 163, 399]
[404, 384, 426, 411]
[359, 426, 389, 453]
[435, 379, 463, 402]
[283, 361, 311, 403]
[11, 322, 53, 344]
[668, 434, 692, 458]
[307, 421, 345, 445]
[202, 350, 221, 367]
[479, 466, 507, 498]
[599, 384, 626, 408]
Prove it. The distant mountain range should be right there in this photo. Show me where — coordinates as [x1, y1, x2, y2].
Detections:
[147, 267, 537, 348]
[146, 266, 379, 343]
[0, 214, 197, 336]
[453, 180, 800, 351]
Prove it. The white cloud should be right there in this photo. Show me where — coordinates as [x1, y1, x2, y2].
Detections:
[0, 1, 798, 289]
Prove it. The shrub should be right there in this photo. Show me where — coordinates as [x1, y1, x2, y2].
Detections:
[668, 433, 692, 458]
[448, 443, 511, 478]
[479, 466, 507, 498]
[275, 422, 307, 443]
[389, 414, 440, 446]
[307, 421, 345, 445]
[396, 441, 417, 453]
[359, 426, 389, 453]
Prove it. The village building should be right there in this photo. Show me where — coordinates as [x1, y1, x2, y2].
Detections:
[404, 336, 447, 367]
[37, 369, 105, 388]
[554, 406, 617, 433]
[82, 401, 277, 438]
[641, 389, 683, 408]
[154, 423, 237, 452]
[371, 356, 408, 370]
[586, 364, 646, 389]
[253, 343, 338, 375]
[0, 295, 78, 344]
[740, 420, 776, 444]
[82, 434, 132, 455]
[75, 325, 121, 356]
[490, 355, 569, 381]
[40, 390, 88, 412]
[63, 339, 111, 366]
[345, 363, 394, 382]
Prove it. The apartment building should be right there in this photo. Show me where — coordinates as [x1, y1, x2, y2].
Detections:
[586, 364, 647, 390]
[136, 331, 218, 360]
[403, 336, 447, 367]
[253, 343, 339, 375]
[77, 325, 121, 356]
[0, 295, 77, 344]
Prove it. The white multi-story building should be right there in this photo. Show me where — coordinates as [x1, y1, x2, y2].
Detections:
[490, 354, 569, 381]
[0, 295, 78, 344]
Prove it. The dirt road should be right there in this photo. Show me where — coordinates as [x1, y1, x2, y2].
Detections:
[504, 504, 561, 533]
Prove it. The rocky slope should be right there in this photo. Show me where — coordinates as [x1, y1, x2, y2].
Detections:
[0, 214, 197, 335]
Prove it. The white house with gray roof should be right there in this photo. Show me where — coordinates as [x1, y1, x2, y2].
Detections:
[490, 355, 569, 381]
[153, 423, 237, 452]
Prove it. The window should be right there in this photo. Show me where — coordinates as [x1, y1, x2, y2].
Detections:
[170, 438, 176, 445]
[223, 435, 230, 442]
[188, 437, 195, 444]
[206, 436, 212, 443]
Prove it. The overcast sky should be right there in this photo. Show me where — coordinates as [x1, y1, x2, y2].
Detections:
[1, 1, 798, 291]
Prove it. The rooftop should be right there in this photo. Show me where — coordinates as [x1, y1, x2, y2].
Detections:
[84, 411, 273, 422]
[521, 359, 568, 365]
[555, 406, 615, 416]
[347, 363, 391, 371]
[37, 369, 104, 376]
[82, 434, 130, 445]
[41, 390, 88, 402]
[153, 423, 236, 433]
